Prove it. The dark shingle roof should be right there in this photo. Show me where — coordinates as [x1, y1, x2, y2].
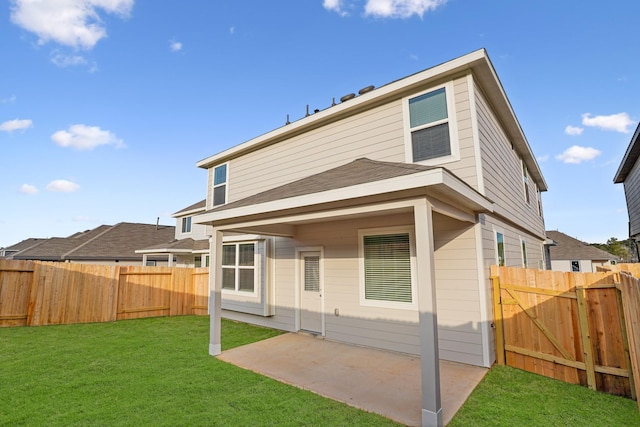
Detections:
[12, 223, 175, 261]
[173, 199, 206, 216]
[546, 230, 620, 262]
[205, 158, 439, 214]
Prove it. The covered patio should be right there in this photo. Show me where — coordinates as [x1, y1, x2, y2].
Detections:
[196, 158, 494, 426]
[218, 332, 488, 426]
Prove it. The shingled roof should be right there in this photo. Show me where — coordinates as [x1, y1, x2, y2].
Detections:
[204, 158, 441, 214]
[546, 230, 620, 262]
[11, 223, 175, 262]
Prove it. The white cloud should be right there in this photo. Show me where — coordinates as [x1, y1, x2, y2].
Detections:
[364, 0, 448, 18]
[581, 112, 635, 134]
[323, 0, 348, 15]
[169, 40, 182, 52]
[564, 125, 583, 136]
[555, 145, 601, 164]
[51, 124, 124, 150]
[1, 95, 17, 104]
[0, 118, 33, 132]
[229, 26, 235, 35]
[20, 184, 38, 194]
[51, 52, 87, 67]
[46, 179, 80, 192]
[10, 0, 134, 50]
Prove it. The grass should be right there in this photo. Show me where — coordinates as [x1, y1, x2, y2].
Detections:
[450, 364, 640, 427]
[0, 316, 400, 426]
[2, 317, 639, 426]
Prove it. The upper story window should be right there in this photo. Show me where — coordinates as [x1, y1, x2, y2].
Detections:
[521, 238, 528, 268]
[181, 216, 192, 233]
[404, 84, 458, 165]
[522, 161, 530, 204]
[213, 164, 228, 206]
[496, 232, 505, 267]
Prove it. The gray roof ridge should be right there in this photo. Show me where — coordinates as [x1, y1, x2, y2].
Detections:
[62, 223, 117, 259]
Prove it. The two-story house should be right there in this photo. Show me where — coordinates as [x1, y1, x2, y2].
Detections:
[136, 200, 210, 267]
[194, 49, 547, 426]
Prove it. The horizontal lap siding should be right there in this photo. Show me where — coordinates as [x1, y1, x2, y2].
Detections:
[624, 160, 640, 237]
[433, 212, 484, 365]
[475, 84, 545, 238]
[228, 102, 406, 202]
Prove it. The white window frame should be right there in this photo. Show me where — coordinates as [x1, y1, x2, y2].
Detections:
[181, 216, 192, 233]
[402, 81, 459, 166]
[212, 163, 229, 207]
[520, 237, 528, 268]
[358, 226, 418, 310]
[221, 241, 259, 297]
[495, 230, 506, 267]
[522, 160, 530, 204]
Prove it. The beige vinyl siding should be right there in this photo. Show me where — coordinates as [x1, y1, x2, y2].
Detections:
[624, 159, 640, 237]
[445, 76, 479, 190]
[475, 83, 545, 238]
[225, 101, 406, 204]
[432, 212, 484, 365]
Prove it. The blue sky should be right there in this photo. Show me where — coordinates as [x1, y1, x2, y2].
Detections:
[1, 0, 638, 248]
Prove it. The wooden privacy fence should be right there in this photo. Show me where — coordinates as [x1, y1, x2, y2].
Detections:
[0, 260, 209, 327]
[492, 265, 640, 409]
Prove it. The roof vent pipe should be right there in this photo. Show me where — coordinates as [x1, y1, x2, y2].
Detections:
[285, 114, 290, 125]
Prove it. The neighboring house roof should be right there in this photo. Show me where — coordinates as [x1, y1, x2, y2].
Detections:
[546, 230, 620, 262]
[1, 237, 47, 252]
[614, 122, 640, 183]
[136, 238, 210, 254]
[196, 48, 547, 193]
[11, 223, 175, 262]
[173, 199, 206, 217]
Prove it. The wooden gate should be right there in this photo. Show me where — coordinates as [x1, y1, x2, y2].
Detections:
[491, 266, 637, 399]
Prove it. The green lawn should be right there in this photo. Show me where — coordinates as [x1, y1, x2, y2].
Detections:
[450, 364, 640, 427]
[0, 316, 400, 426]
[1, 316, 639, 427]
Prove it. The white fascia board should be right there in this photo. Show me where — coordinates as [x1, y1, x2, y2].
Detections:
[440, 171, 494, 212]
[171, 207, 206, 218]
[134, 248, 193, 254]
[196, 50, 488, 169]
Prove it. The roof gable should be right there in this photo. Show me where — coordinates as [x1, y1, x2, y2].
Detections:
[614, 122, 640, 183]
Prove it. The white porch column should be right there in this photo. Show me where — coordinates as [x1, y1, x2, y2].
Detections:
[414, 199, 443, 427]
[168, 253, 174, 267]
[142, 254, 148, 266]
[209, 229, 223, 356]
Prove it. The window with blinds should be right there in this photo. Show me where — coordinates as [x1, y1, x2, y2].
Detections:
[304, 256, 320, 292]
[362, 233, 412, 303]
[408, 87, 451, 162]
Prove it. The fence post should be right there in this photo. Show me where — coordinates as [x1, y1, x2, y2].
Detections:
[26, 261, 41, 326]
[616, 286, 637, 400]
[491, 272, 506, 365]
[575, 284, 597, 391]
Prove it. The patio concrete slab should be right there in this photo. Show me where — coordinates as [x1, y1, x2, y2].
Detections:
[218, 333, 487, 426]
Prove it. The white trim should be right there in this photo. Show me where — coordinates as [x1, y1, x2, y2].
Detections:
[220, 240, 260, 297]
[195, 169, 493, 225]
[358, 226, 418, 310]
[294, 246, 325, 335]
[493, 227, 505, 267]
[520, 236, 528, 268]
[474, 222, 492, 367]
[212, 162, 229, 208]
[467, 73, 485, 195]
[172, 206, 206, 218]
[402, 81, 460, 166]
